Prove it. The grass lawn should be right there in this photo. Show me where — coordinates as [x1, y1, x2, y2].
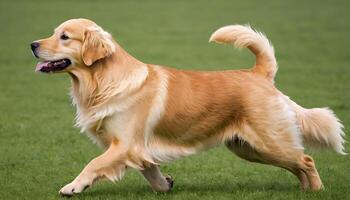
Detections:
[0, 0, 349, 199]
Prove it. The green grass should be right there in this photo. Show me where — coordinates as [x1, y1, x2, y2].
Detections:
[0, 0, 349, 199]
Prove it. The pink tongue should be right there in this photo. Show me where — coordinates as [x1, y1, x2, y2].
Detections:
[35, 61, 50, 72]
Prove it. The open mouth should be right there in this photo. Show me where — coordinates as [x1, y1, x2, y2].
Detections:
[35, 59, 72, 73]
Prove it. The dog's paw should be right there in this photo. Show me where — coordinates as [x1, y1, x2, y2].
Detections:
[59, 180, 90, 197]
[165, 175, 174, 191]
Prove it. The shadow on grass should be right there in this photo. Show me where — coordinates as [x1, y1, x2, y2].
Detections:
[75, 180, 300, 199]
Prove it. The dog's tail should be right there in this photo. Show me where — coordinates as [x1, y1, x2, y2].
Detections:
[209, 25, 277, 82]
[285, 96, 346, 154]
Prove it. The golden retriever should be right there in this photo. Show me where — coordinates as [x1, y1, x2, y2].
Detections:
[30, 18, 345, 196]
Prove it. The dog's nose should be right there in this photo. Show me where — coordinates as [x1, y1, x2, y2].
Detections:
[30, 42, 40, 51]
[30, 42, 40, 58]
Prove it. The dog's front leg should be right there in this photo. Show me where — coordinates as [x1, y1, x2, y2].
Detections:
[140, 164, 174, 193]
[59, 139, 126, 196]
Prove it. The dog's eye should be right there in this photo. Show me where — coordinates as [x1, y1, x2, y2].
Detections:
[60, 34, 69, 40]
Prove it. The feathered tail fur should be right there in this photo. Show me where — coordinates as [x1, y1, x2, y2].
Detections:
[287, 97, 346, 154]
[209, 25, 277, 82]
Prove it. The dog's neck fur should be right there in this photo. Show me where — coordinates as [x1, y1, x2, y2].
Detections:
[69, 43, 149, 129]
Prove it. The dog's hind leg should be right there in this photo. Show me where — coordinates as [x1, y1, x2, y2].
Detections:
[225, 126, 322, 191]
[59, 139, 127, 196]
[226, 137, 310, 190]
[140, 164, 174, 192]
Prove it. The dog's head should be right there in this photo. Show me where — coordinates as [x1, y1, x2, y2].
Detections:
[31, 18, 116, 73]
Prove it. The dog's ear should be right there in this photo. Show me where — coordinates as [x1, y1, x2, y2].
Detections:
[82, 26, 115, 66]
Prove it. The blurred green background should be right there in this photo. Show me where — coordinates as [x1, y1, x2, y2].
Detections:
[0, 0, 349, 199]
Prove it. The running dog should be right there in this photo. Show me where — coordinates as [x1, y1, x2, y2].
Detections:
[30, 18, 345, 196]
